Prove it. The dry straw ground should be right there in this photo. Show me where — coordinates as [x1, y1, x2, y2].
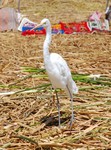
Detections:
[0, 0, 111, 150]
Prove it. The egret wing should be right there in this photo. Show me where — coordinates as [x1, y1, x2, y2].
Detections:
[50, 53, 71, 78]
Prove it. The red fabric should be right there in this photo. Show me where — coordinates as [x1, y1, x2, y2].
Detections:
[22, 29, 46, 36]
[60, 21, 91, 34]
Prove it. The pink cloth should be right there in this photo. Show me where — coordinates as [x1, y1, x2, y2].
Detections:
[89, 12, 102, 21]
[0, 7, 19, 31]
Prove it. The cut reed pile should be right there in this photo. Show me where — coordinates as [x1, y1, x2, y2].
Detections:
[0, 0, 111, 149]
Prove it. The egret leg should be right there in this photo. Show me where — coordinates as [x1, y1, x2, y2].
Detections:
[55, 90, 61, 127]
[66, 85, 74, 128]
[50, 86, 55, 106]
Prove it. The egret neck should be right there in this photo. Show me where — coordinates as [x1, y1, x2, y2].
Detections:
[43, 23, 52, 64]
[43, 24, 52, 71]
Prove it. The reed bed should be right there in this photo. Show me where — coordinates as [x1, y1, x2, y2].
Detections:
[0, 0, 111, 149]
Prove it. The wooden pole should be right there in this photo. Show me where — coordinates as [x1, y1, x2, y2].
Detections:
[17, 0, 20, 12]
[106, 0, 109, 10]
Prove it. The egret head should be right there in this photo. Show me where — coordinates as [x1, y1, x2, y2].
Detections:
[40, 18, 50, 27]
[36, 18, 50, 29]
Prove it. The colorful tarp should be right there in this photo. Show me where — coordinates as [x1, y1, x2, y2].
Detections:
[21, 21, 92, 36]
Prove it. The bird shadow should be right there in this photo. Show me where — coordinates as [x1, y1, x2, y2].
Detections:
[40, 112, 70, 127]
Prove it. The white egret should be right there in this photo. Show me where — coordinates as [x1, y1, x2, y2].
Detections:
[32, 18, 78, 127]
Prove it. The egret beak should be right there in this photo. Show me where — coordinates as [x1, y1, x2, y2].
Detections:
[36, 22, 43, 28]
[31, 22, 44, 30]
